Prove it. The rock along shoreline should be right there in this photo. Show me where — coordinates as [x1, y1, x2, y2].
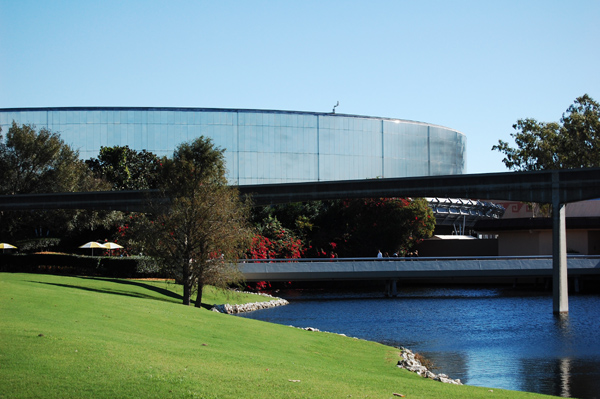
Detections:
[397, 346, 462, 385]
[212, 292, 461, 385]
[211, 291, 289, 314]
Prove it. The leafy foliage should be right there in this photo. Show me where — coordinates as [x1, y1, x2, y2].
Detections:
[161, 137, 228, 195]
[86, 145, 163, 190]
[0, 122, 89, 195]
[251, 202, 320, 245]
[249, 215, 307, 259]
[309, 198, 435, 257]
[125, 137, 253, 306]
[13, 238, 62, 253]
[254, 198, 436, 258]
[0, 123, 112, 240]
[492, 94, 600, 171]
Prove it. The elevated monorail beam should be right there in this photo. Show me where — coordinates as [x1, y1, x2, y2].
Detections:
[1, 168, 600, 211]
[0, 190, 163, 212]
[241, 167, 600, 206]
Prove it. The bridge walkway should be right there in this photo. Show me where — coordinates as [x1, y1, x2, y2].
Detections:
[240, 256, 600, 282]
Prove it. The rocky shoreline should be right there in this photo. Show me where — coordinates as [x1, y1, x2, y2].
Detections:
[211, 292, 289, 314]
[397, 347, 462, 385]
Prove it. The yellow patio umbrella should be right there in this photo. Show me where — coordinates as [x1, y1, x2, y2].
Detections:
[79, 241, 105, 256]
[0, 243, 17, 253]
[102, 242, 123, 256]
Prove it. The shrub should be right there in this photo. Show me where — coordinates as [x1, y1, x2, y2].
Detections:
[15, 238, 61, 253]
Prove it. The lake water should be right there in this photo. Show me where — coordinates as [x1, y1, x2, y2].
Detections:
[239, 284, 600, 399]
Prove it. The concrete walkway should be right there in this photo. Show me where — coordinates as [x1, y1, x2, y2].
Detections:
[240, 256, 600, 282]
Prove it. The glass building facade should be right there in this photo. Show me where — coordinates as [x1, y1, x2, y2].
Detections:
[0, 107, 466, 185]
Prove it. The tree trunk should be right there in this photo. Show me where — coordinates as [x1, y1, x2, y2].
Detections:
[183, 283, 191, 305]
[182, 267, 191, 306]
[195, 280, 204, 308]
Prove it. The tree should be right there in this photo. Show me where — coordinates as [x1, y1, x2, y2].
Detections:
[251, 202, 320, 247]
[130, 137, 252, 307]
[0, 122, 88, 195]
[86, 146, 163, 190]
[0, 123, 110, 239]
[492, 94, 600, 171]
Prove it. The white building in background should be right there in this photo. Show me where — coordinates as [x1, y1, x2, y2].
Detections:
[0, 107, 466, 185]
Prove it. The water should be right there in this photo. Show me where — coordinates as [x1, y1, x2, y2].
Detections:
[239, 285, 600, 398]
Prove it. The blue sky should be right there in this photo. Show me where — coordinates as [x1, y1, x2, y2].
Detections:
[1, 1, 598, 174]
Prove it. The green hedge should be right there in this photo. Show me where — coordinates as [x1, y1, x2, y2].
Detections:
[0, 253, 162, 278]
[14, 238, 62, 253]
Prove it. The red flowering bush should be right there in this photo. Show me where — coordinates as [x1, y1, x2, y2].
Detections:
[309, 198, 435, 258]
[248, 216, 306, 259]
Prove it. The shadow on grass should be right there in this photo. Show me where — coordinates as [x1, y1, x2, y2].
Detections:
[79, 277, 183, 302]
[32, 281, 177, 302]
[82, 278, 219, 309]
[31, 276, 182, 303]
[31, 277, 215, 309]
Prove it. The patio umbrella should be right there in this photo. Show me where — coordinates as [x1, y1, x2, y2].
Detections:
[79, 241, 105, 256]
[102, 242, 123, 256]
[0, 243, 17, 253]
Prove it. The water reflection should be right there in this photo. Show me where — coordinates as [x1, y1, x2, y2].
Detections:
[559, 357, 572, 399]
[554, 313, 573, 338]
[239, 287, 600, 398]
[518, 357, 600, 399]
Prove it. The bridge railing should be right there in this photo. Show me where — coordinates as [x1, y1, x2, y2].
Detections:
[239, 254, 600, 263]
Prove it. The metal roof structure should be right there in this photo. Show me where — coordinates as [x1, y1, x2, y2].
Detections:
[426, 197, 505, 234]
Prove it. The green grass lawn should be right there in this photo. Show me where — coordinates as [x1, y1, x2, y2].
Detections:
[0, 273, 556, 399]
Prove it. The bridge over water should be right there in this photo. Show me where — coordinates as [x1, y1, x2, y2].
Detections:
[241, 256, 600, 282]
[242, 256, 600, 297]
[2, 167, 600, 313]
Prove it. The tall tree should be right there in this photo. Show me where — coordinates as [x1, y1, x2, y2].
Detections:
[492, 94, 600, 171]
[0, 122, 87, 195]
[86, 146, 163, 190]
[0, 123, 110, 239]
[130, 137, 252, 307]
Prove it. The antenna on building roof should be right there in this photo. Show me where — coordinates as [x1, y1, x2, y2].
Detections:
[332, 101, 339, 114]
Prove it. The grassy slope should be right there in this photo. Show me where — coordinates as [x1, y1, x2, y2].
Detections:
[0, 273, 555, 399]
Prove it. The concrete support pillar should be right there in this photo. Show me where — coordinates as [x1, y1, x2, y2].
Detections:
[552, 172, 568, 314]
[384, 280, 398, 297]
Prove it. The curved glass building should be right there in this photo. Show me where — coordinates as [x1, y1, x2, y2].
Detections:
[0, 107, 466, 185]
